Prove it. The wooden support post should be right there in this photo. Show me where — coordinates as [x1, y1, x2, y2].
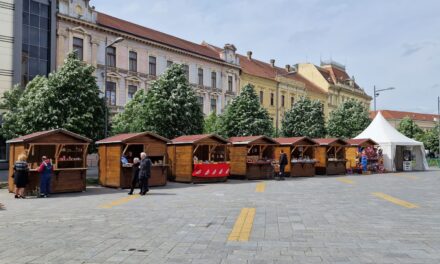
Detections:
[193, 144, 200, 155]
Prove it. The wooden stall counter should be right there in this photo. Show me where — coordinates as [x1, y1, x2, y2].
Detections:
[24, 168, 88, 194]
[246, 161, 273, 180]
[314, 138, 349, 175]
[326, 160, 347, 175]
[290, 160, 316, 177]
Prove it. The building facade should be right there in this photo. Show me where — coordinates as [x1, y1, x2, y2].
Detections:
[297, 61, 372, 115]
[370, 110, 439, 131]
[57, 0, 240, 117]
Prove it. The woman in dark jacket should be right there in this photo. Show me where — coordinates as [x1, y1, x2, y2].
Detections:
[128, 157, 140, 195]
[13, 154, 29, 199]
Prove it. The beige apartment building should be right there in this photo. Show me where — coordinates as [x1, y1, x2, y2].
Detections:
[297, 61, 372, 116]
[370, 110, 439, 130]
[57, 0, 240, 116]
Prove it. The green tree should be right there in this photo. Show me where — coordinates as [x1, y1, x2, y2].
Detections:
[281, 97, 326, 138]
[203, 111, 220, 134]
[218, 84, 273, 137]
[0, 53, 107, 142]
[112, 64, 204, 139]
[418, 125, 439, 154]
[397, 116, 424, 139]
[0, 84, 24, 111]
[327, 99, 371, 139]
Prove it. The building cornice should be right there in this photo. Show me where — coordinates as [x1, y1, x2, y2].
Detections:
[57, 14, 241, 70]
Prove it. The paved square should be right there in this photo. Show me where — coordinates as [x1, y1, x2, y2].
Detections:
[1, 169, 440, 263]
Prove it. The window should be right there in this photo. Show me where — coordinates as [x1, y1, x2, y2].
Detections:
[183, 65, 189, 80]
[198, 96, 204, 112]
[291, 97, 294, 108]
[167, 60, 173, 67]
[106, 46, 116, 68]
[211, 98, 217, 113]
[270, 93, 274, 106]
[105, 82, 117, 106]
[211, 71, 216, 88]
[281, 95, 285, 107]
[73, 37, 83, 60]
[129, 51, 137, 72]
[228, 76, 233, 92]
[259, 91, 263, 104]
[198, 68, 203, 86]
[148, 56, 156, 76]
[128, 85, 137, 101]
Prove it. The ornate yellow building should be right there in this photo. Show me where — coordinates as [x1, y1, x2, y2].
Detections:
[296, 61, 372, 113]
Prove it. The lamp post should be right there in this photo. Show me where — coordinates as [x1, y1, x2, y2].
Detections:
[373, 86, 395, 112]
[104, 37, 124, 137]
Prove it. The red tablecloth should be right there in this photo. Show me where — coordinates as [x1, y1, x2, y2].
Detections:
[192, 163, 230, 178]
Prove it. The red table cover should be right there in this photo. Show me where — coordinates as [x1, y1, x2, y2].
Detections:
[192, 163, 230, 178]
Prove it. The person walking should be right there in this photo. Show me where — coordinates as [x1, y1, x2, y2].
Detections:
[128, 157, 140, 195]
[277, 150, 288, 181]
[38, 156, 53, 198]
[138, 152, 151, 195]
[13, 154, 29, 199]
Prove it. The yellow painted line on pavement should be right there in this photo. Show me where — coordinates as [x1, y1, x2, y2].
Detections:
[255, 182, 266, 192]
[336, 178, 355, 184]
[372, 192, 419, 208]
[392, 174, 418, 180]
[99, 194, 140, 209]
[228, 208, 256, 242]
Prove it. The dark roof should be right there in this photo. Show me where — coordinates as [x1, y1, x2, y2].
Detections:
[229, 135, 277, 145]
[97, 12, 223, 62]
[274, 137, 318, 146]
[346, 138, 378, 146]
[96, 132, 170, 144]
[7, 129, 92, 143]
[314, 138, 348, 146]
[171, 134, 229, 144]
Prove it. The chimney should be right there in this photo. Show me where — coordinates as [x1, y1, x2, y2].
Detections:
[247, 51, 252, 60]
[285, 64, 291, 72]
[270, 59, 275, 67]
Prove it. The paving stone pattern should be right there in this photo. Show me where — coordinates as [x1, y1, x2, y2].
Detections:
[1, 169, 440, 263]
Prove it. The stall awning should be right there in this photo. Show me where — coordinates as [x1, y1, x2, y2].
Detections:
[229, 135, 277, 145]
[171, 134, 229, 145]
[7, 129, 92, 144]
[96, 132, 170, 144]
[346, 138, 378, 147]
[274, 137, 318, 146]
[314, 138, 348, 146]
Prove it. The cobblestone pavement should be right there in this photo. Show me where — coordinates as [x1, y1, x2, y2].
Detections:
[1, 169, 440, 264]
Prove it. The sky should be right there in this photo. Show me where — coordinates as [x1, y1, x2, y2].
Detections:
[92, 0, 440, 114]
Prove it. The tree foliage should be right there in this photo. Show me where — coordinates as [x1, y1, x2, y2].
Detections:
[397, 117, 424, 139]
[417, 124, 439, 154]
[203, 111, 220, 134]
[327, 99, 371, 139]
[0, 53, 106, 142]
[281, 96, 326, 138]
[218, 84, 273, 137]
[112, 64, 204, 139]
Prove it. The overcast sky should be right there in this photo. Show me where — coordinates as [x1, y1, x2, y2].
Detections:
[93, 0, 440, 114]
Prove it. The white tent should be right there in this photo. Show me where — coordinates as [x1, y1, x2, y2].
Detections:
[355, 112, 429, 171]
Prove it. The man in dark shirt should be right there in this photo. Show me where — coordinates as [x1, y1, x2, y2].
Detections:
[138, 152, 152, 195]
[278, 150, 288, 181]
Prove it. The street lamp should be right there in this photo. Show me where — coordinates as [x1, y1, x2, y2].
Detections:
[373, 86, 395, 112]
[104, 37, 124, 137]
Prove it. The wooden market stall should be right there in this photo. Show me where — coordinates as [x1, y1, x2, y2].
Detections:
[314, 138, 349, 175]
[168, 134, 230, 183]
[346, 138, 379, 173]
[7, 129, 91, 195]
[96, 132, 170, 188]
[274, 137, 319, 177]
[229, 136, 277, 180]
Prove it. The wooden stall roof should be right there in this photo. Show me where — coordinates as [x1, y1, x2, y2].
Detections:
[314, 138, 348, 146]
[170, 134, 229, 145]
[346, 138, 378, 147]
[96, 132, 170, 145]
[6, 129, 92, 144]
[229, 135, 277, 145]
[274, 137, 318, 146]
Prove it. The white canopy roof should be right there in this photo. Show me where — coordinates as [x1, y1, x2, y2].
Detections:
[355, 112, 422, 146]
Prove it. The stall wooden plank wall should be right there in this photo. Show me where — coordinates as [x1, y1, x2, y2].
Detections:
[314, 147, 327, 170]
[346, 147, 358, 169]
[229, 146, 247, 176]
[168, 145, 193, 183]
[98, 145, 122, 187]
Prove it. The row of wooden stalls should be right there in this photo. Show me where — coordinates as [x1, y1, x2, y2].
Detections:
[7, 129, 380, 195]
